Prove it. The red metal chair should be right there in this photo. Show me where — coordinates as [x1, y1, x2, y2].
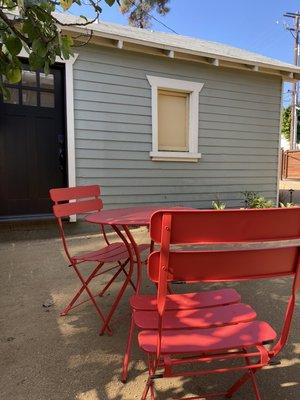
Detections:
[50, 185, 148, 335]
[122, 221, 242, 381]
[133, 208, 300, 399]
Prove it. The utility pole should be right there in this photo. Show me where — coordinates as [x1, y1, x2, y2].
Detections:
[284, 11, 300, 149]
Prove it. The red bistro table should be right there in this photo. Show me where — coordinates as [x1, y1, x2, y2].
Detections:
[86, 205, 187, 291]
[86, 205, 172, 226]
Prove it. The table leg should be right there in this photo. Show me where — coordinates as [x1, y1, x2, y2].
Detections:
[122, 313, 135, 383]
[99, 224, 134, 335]
[122, 225, 143, 293]
[121, 224, 146, 382]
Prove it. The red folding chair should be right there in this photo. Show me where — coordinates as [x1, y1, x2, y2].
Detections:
[50, 185, 148, 335]
[133, 208, 300, 399]
[122, 230, 242, 380]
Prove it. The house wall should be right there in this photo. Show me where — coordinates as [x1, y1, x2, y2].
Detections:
[73, 44, 282, 209]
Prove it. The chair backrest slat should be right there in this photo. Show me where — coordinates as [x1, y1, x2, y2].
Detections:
[148, 247, 298, 283]
[149, 209, 300, 284]
[150, 208, 300, 244]
[53, 198, 103, 218]
[50, 185, 100, 202]
[50, 185, 103, 218]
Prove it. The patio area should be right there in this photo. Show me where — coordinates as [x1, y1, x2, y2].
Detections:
[0, 222, 299, 400]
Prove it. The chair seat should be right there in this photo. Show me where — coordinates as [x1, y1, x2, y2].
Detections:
[72, 242, 149, 263]
[138, 320, 276, 354]
[133, 303, 256, 330]
[130, 288, 241, 311]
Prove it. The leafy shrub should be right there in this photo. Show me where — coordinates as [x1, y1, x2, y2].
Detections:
[279, 202, 294, 208]
[242, 191, 274, 209]
[278, 191, 294, 206]
[212, 199, 226, 210]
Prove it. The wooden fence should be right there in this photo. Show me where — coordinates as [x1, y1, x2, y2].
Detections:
[281, 150, 300, 179]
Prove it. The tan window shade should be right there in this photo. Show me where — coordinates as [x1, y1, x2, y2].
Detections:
[157, 89, 189, 151]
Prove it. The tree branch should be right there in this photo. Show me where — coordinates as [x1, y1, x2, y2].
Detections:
[50, 12, 100, 27]
[0, 8, 30, 45]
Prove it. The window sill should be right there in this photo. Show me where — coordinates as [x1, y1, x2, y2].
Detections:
[150, 151, 201, 162]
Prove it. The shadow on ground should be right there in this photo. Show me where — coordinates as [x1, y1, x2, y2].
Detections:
[0, 223, 299, 400]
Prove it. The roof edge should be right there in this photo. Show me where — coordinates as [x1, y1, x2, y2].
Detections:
[60, 22, 300, 81]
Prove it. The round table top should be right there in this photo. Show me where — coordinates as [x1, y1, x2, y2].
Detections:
[86, 205, 188, 226]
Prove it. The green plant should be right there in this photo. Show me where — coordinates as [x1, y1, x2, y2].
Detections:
[279, 202, 294, 208]
[212, 199, 226, 210]
[278, 190, 295, 206]
[0, 0, 114, 95]
[0, 1, 172, 96]
[242, 191, 274, 209]
[281, 105, 300, 141]
[281, 106, 292, 141]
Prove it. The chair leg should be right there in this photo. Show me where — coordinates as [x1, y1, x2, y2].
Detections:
[141, 355, 157, 400]
[99, 259, 133, 336]
[98, 264, 125, 297]
[141, 377, 156, 400]
[118, 260, 136, 291]
[72, 263, 112, 335]
[98, 260, 135, 298]
[122, 314, 135, 382]
[148, 356, 157, 400]
[61, 262, 103, 316]
[141, 378, 151, 400]
[149, 381, 157, 400]
[249, 370, 262, 400]
[225, 369, 261, 399]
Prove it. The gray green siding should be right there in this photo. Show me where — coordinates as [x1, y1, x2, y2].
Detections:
[73, 45, 282, 208]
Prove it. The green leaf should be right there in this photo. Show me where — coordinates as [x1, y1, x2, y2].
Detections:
[60, 35, 73, 59]
[3, 86, 11, 101]
[32, 39, 47, 58]
[28, 52, 44, 70]
[5, 36, 23, 56]
[44, 61, 50, 75]
[0, 82, 10, 101]
[17, 0, 25, 12]
[23, 21, 37, 41]
[60, 0, 73, 10]
[105, 0, 115, 6]
[6, 68, 22, 84]
[3, 0, 15, 9]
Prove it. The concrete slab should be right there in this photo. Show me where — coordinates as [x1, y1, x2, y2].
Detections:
[0, 225, 299, 400]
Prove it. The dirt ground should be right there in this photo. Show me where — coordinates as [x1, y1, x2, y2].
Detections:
[0, 222, 299, 400]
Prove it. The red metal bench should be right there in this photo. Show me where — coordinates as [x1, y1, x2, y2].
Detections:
[131, 208, 300, 399]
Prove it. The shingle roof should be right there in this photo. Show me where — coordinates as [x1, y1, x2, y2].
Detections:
[55, 12, 300, 74]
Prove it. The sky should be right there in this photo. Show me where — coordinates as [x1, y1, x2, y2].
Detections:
[70, 0, 300, 106]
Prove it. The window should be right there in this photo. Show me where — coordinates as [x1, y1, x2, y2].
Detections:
[158, 89, 189, 151]
[147, 76, 203, 162]
[2, 68, 55, 108]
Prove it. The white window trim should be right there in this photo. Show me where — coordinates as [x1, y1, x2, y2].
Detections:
[147, 75, 203, 162]
[18, 49, 78, 221]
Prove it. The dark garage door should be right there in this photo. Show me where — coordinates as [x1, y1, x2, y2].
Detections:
[0, 63, 66, 218]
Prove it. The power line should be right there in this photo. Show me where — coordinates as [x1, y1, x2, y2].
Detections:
[248, 21, 281, 51]
[284, 11, 300, 149]
[126, 0, 178, 34]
